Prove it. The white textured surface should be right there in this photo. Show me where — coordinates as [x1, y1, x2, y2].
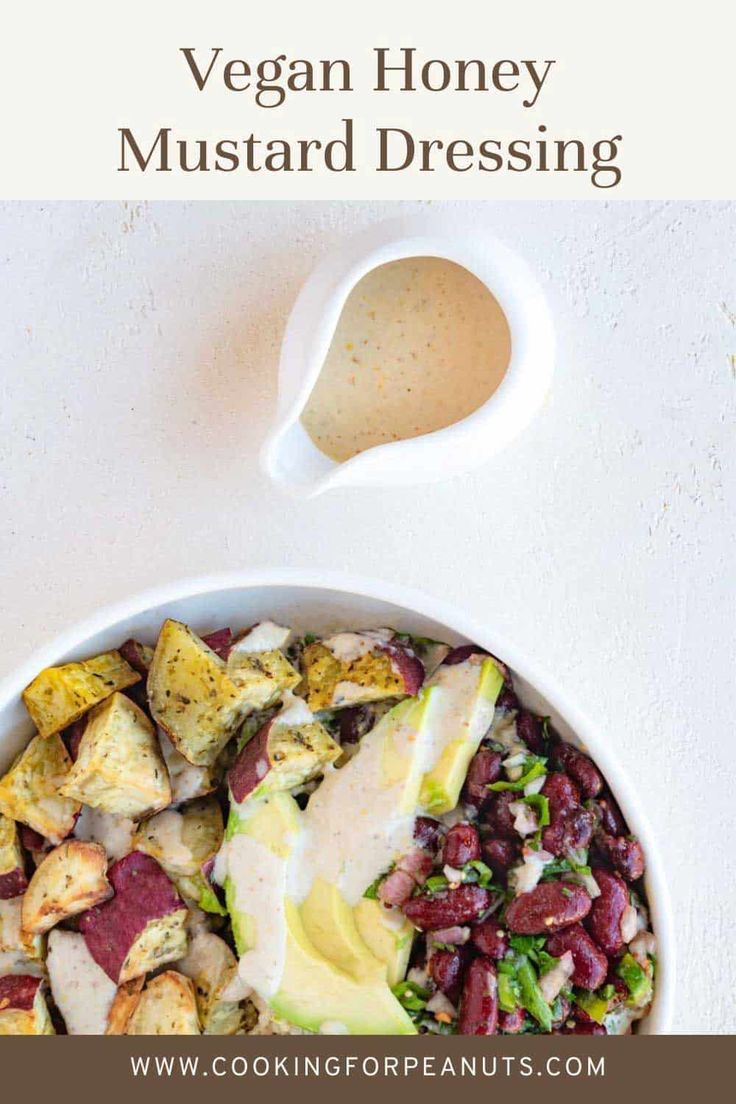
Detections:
[1, 200, 734, 1032]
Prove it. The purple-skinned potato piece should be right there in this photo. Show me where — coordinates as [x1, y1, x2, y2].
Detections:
[79, 852, 187, 984]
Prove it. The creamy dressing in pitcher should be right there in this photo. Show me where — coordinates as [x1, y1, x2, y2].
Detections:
[301, 256, 511, 462]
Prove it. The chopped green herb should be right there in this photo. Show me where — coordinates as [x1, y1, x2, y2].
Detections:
[462, 859, 495, 888]
[616, 953, 653, 1008]
[522, 793, 550, 827]
[391, 980, 430, 1015]
[516, 956, 553, 1032]
[424, 874, 450, 896]
[574, 989, 611, 1025]
[498, 972, 520, 1013]
[487, 756, 548, 793]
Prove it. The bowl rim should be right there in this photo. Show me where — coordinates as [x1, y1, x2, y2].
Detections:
[0, 567, 674, 1034]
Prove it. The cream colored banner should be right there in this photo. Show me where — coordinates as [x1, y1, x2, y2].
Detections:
[1, 0, 733, 198]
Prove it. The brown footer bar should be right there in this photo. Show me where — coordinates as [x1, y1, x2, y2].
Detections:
[3, 1036, 725, 1102]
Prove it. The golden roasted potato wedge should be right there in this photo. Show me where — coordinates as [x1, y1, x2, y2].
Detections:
[126, 970, 200, 1035]
[0, 734, 80, 844]
[0, 814, 27, 899]
[22, 650, 141, 738]
[148, 619, 255, 768]
[226, 640, 301, 709]
[228, 707, 340, 804]
[105, 976, 145, 1035]
[0, 975, 55, 1035]
[302, 639, 411, 711]
[0, 897, 44, 962]
[176, 930, 245, 1035]
[47, 929, 118, 1034]
[60, 693, 171, 819]
[22, 840, 112, 934]
[133, 796, 224, 915]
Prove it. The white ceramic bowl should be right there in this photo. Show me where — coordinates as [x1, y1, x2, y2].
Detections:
[0, 570, 673, 1033]
[260, 216, 555, 497]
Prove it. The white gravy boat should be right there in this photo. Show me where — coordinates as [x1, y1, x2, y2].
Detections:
[260, 215, 554, 497]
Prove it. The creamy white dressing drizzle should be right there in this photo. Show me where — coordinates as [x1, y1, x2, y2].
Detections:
[47, 930, 117, 1035]
[274, 691, 313, 729]
[321, 630, 393, 664]
[232, 621, 292, 655]
[73, 806, 135, 861]
[139, 808, 192, 869]
[224, 833, 289, 999]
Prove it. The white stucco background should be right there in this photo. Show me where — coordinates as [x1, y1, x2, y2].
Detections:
[0, 200, 734, 1033]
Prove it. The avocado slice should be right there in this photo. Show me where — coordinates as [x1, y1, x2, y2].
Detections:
[223, 792, 416, 1035]
[419, 655, 504, 814]
[353, 898, 415, 986]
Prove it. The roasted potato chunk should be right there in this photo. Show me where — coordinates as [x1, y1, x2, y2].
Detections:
[302, 634, 424, 711]
[22, 840, 112, 934]
[0, 733, 80, 844]
[133, 796, 224, 914]
[47, 929, 118, 1034]
[148, 619, 255, 767]
[60, 693, 171, 818]
[105, 976, 145, 1035]
[0, 975, 55, 1035]
[79, 852, 188, 983]
[226, 624, 301, 708]
[228, 708, 340, 803]
[0, 814, 28, 900]
[22, 650, 141, 738]
[0, 897, 44, 962]
[176, 930, 245, 1035]
[126, 970, 200, 1035]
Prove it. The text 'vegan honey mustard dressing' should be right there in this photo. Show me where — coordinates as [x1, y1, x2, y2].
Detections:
[300, 256, 511, 463]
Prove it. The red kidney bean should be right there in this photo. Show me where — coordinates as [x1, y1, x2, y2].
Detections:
[595, 792, 627, 836]
[481, 792, 518, 839]
[413, 816, 444, 853]
[403, 885, 492, 930]
[585, 868, 628, 955]
[595, 832, 645, 881]
[542, 772, 581, 813]
[544, 807, 594, 857]
[546, 924, 608, 990]
[429, 947, 467, 1001]
[516, 711, 547, 756]
[457, 957, 498, 1035]
[481, 838, 520, 881]
[471, 919, 508, 958]
[505, 882, 592, 934]
[499, 1007, 525, 1034]
[462, 750, 502, 808]
[541, 773, 593, 856]
[552, 741, 603, 798]
[443, 824, 481, 868]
